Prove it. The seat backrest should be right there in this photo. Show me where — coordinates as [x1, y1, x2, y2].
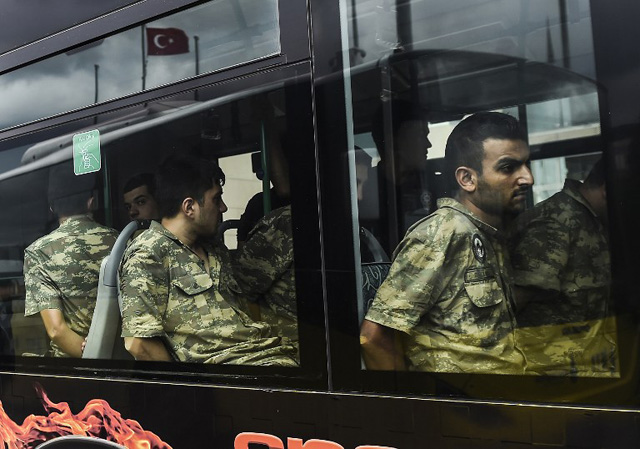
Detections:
[82, 220, 149, 360]
[359, 227, 391, 322]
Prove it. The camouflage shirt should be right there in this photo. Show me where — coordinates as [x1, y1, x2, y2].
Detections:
[119, 221, 297, 366]
[232, 206, 297, 351]
[365, 197, 525, 374]
[511, 179, 617, 376]
[24, 215, 117, 357]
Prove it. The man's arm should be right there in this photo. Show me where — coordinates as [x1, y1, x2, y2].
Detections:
[360, 319, 406, 371]
[124, 336, 172, 361]
[39, 309, 84, 357]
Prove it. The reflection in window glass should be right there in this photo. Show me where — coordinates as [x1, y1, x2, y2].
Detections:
[0, 81, 303, 368]
[344, 0, 624, 389]
[0, 0, 280, 130]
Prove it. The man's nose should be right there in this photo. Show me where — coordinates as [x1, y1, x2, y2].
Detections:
[518, 165, 534, 185]
[129, 206, 138, 218]
[220, 200, 228, 214]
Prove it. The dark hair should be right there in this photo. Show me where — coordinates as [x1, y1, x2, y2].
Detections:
[371, 100, 428, 153]
[48, 163, 96, 216]
[155, 154, 225, 219]
[584, 158, 606, 188]
[123, 173, 156, 196]
[445, 112, 526, 190]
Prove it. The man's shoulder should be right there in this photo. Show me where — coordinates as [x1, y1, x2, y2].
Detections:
[125, 226, 174, 259]
[519, 189, 585, 228]
[408, 204, 477, 241]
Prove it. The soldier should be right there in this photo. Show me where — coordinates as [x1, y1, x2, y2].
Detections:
[123, 173, 159, 221]
[511, 158, 618, 376]
[360, 112, 533, 374]
[231, 205, 297, 359]
[24, 164, 117, 357]
[119, 154, 297, 366]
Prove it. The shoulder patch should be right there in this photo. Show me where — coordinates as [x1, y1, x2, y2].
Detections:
[472, 234, 486, 263]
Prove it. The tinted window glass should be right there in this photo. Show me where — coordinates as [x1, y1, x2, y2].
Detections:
[0, 0, 280, 130]
[0, 0, 139, 55]
[0, 66, 319, 377]
[343, 0, 638, 404]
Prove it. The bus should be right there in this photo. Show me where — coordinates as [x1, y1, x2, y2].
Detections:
[0, 0, 639, 447]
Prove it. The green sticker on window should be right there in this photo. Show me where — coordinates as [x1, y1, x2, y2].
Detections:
[73, 130, 101, 175]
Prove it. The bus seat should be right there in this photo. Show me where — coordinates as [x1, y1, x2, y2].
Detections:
[82, 220, 150, 360]
[360, 227, 391, 319]
[36, 435, 126, 448]
[217, 218, 241, 240]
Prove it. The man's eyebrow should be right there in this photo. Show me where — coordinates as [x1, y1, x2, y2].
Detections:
[495, 156, 526, 166]
[132, 194, 147, 202]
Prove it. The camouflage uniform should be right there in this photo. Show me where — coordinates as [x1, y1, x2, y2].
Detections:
[232, 206, 298, 355]
[119, 221, 297, 366]
[24, 215, 117, 357]
[365, 198, 525, 374]
[511, 179, 618, 377]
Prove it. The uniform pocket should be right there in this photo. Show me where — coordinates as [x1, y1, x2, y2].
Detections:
[172, 273, 213, 295]
[464, 277, 505, 308]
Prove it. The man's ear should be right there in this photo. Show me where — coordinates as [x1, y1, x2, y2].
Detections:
[181, 197, 197, 217]
[455, 166, 477, 193]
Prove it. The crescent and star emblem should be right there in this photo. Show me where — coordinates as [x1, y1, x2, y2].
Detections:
[153, 34, 174, 49]
[472, 234, 486, 263]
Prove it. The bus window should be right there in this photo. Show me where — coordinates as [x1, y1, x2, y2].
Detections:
[0, 67, 318, 374]
[0, 0, 280, 131]
[341, 0, 635, 403]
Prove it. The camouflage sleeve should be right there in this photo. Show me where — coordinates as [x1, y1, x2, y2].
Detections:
[231, 210, 293, 300]
[23, 248, 63, 316]
[511, 215, 568, 292]
[119, 244, 169, 338]
[365, 220, 469, 333]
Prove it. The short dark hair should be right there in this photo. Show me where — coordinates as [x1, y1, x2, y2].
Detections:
[123, 173, 155, 196]
[445, 112, 526, 190]
[584, 158, 606, 188]
[155, 154, 225, 219]
[371, 100, 428, 153]
[48, 163, 96, 216]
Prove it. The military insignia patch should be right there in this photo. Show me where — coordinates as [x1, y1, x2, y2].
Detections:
[472, 234, 486, 263]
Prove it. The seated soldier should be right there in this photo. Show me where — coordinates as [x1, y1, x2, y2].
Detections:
[24, 164, 117, 357]
[123, 173, 159, 221]
[510, 158, 618, 376]
[119, 153, 297, 366]
[231, 205, 297, 360]
[360, 112, 533, 374]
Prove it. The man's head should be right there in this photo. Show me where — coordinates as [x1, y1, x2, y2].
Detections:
[48, 163, 96, 218]
[371, 100, 432, 172]
[156, 154, 227, 236]
[123, 173, 159, 221]
[445, 112, 533, 220]
[581, 158, 608, 224]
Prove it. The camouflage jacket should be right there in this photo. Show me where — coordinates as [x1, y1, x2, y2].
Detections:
[119, 221, 297, 366]
[232, 206, 297, 349]
[365, 197, 525, 374]
[511, 179, 617, 376]
[24, 215, 117, 357]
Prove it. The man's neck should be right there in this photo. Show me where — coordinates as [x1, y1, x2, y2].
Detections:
[455, 194, 502, 229]
[58, 213, 90, 225]
[162, 216, 198, 248]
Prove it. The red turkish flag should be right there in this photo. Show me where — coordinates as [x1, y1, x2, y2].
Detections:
[146, 27, 189, 56]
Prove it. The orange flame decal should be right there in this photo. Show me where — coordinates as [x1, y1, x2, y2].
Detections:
[0, 384, 172, 449]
